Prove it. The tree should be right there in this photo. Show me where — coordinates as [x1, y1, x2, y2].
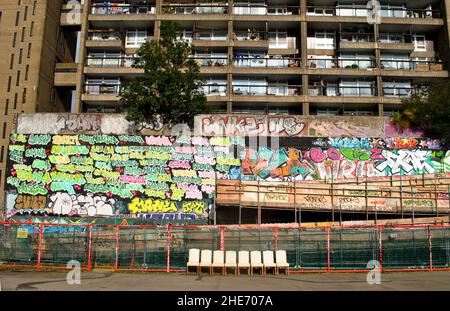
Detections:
[392, 79, 450, 147]
[119, 21, 209, 127]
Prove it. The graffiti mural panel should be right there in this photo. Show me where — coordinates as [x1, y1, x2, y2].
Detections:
[4, 134, 244, 224]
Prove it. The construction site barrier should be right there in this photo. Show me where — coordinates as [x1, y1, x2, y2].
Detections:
[0, 222, 449, 273]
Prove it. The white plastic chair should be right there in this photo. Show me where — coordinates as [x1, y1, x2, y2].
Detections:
[199, 249, 212, 275]
[211, 250, 225, 275]
[276, 250, 290, 275]
[186, 248, 200, 274]
[263, 250, 277, 275]
[224, 251, 237, 275]
[237, 250, 250, 275]
[250, 251, 264, 275]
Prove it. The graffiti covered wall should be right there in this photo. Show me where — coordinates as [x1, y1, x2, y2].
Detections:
[5, 134, 244, 224]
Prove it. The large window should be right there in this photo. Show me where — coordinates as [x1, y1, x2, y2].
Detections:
[268, 31, 288, 49]
[383, 81, 411, 97]
[339, 80, 375, 96]
[339, 52, 374, 69]
[380, 53, 410, 70]
[413, 34, 426, 51]
[126, 29, 147, 48]
[315, 31, 335, 49]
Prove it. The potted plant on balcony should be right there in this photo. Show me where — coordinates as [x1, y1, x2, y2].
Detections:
[351, 64, 359, 69]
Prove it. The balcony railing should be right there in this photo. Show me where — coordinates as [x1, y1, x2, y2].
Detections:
[233, 30, 267, 41]
[193, 31, 228, 41]
[233, 57, 301, 68]
[84, 83, 120, 95]
[382, 87, 413, 97]
[232, 84, 302, 96]
[86, 57, 136, 67]
[308, 58, 376, 69]
[88, 31, 122, 41]
[161, 4, 228, 14]
[91, 4, 156, 15]
[306, 6, 440, 18]
[192, 57, 228, 67]
[380, 60, 443, 71]
[233, 5, 300, 15]
[340, 32, 375, 43]
[308, 85, 376, 96]
[202, 84, 227, 96]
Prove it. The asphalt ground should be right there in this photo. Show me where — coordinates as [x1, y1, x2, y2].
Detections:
[0, 269, 449, 291]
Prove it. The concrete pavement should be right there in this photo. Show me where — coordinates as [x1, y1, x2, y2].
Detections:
[0, 269, 449, 291]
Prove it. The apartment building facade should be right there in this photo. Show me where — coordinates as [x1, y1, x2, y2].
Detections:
[66, 0, 450, 117]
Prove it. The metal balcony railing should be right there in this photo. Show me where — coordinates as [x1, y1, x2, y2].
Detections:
[193, 31, 228, 41]
[84, 83, 120, 95]
[306, 6, 440, 18]
[340, 32, 375, 43]
[380, 60, 443, 71]
[88, 31, 122, 41]
[233, 57, 301, 68]
[233, 5, 300, 15]
[308, 85, 377, 96]
[232, 84, 302, 96]
[308, 58, 376, 69]
[192, 57, 228, 67]
[90, 3, 156, 15]
[233, 30, 268, 41]
[86, 57, 136, 67]
[161, 4, 228, 14]
[202, 84, 227, 96]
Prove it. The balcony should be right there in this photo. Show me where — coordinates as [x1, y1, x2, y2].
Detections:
[339, 33, 376, 51]
[308, 57, 376, 69]
[86, 31, 123, 49]
[83, 83, 121, 103]
[232, 84, 302, 96]
[378, 36, 415, 53]
[308, 85, 376, 97]
[233, 56, 300, 68]
[233, 5, 300, 16]
[203, 84, 227, 97]
[90, 3, 156, 15]
[54, 63, 78, 87]
[161, 3, 229, 14]
[192, 57, 228, 74]
[61, 2, 82, 27]
[232, 31, 269, 48]
[191, 30, 228, 47]
[380, 60, 443, 71]
[85, 56, 143, 75]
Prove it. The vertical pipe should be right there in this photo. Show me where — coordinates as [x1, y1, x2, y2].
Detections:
[378, 226, 383, 272]
[274, 227, 278, 252]
[37, 224, 44, 270]
[220, 227, 225, 251]
[428, 226, 433, 271]
[326, 227, 331, 272]
[166, 225, 171, 273]
[87, 225, 93, 271]
[114, 225, 120, 270]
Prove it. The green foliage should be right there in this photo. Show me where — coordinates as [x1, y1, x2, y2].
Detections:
[119, 20, 209, 127]
[392, 79, 450, 146]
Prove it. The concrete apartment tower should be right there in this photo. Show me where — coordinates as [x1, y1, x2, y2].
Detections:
[0, 0, 79, 217]
[2, 0, 450, 216]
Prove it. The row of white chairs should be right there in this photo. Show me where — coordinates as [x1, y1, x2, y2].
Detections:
[187, 249, 290, 276]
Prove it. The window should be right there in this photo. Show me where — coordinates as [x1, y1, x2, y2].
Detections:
[268, 31, 288, 49]
[33, 1, 37, 15]
[413, 35, 426, 51]
[27, 43, 32, 58]
[12, 32, 17, 48]
[10, 54, 14, 70]
[7, 76, 11, 92]
[18, 48, 23, 64]
[5, 99, 9, 115]
[22, 88, 27, 103]
[0, 147, 4, 163]
[16, 71, 21, 86]
[2, 123, 6, 139]
[25, 65, 29, 80]
[15, 11, 20, 26]
[24, 6, 28, 21]
[30, 22, 34, 36]
[340, 52, 374, 69]
[21, 27, 25, 42]
[14, 93, 17, 109]
[126, 29, 147, 48]
[339, 80, 375, 96]
[380, 53, 410, 70]
[383, 81, 411, 97]
[315, 31, 335, 49]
